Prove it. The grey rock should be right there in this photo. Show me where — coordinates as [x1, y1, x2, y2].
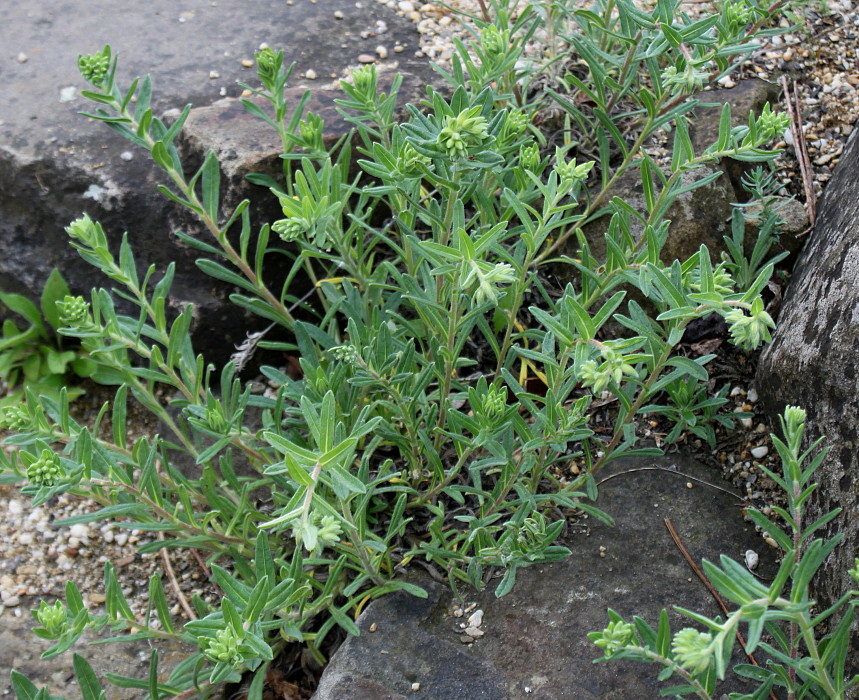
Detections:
[559, 163, 735, 288]
[0, 0, 437, 367]
[690, 79, 782, 156]
[756, 123, 859, 683]
[314, 453, 776, 699]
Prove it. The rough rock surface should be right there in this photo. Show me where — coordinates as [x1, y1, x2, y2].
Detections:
[756, 124, 859, 671]
[0, 0, 437, 366]
[314, 453, 777, 700]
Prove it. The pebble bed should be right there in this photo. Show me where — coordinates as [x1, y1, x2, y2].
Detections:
[1, 0, 857, 693]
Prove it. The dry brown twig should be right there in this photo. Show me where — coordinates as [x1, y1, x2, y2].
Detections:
[781, 75, 817, 234]
[663, 517, 780, 700]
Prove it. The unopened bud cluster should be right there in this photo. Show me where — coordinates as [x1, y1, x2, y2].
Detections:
[34, 600, 69, 639]
[78, 49, 110, 85]
[27, 449, 65, 487]
[438, 107, 489, 159]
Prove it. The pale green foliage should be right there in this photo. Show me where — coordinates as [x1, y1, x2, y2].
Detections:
[2, 0, 802, 695]
[590, 406, 859, 699]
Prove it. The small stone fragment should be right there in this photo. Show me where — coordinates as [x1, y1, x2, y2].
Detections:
[334, 9, 344, 17]
[686, 482, 693, 489]
[398, 0, 414, 10]
[744, 550, 759, 570]
[305, 69, 318, 80]
[241, 58, 254, 68]
[464, 626, 484, 638]
[467, 609, 483, 627]
[376, 45, 388, 59]
[393, 44, 404, 53]
[459, 635, 473, 644]
[369, 622, 377, 632]
[750, 446, 769, 459]
[411, 682, 420, 691]
[209, 71, 220, 79]
[16, 52, 28, 63]
[358, 54, 376, 63]
[3, 596, 20, 607]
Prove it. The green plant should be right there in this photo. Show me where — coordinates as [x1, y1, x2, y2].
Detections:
[641, 381, 739, 448]
[589, 405, 859, 699]
[2, 0, 800, 694]
[723, 166, 791, 293]
[0, 268, 93, 407]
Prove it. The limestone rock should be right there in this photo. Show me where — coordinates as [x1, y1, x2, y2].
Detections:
[314, 454, 775, 699]
[756, 124, 859, 682]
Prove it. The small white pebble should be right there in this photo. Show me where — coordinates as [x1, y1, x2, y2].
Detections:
[3, 596, 20, 608]
[305, 69, 317, 80]
[69, 524, 89, 539]
[411, 682, 420, 692]
[750, 446, 769, 459]
[358, 54, 376, 63]
[16, 52, 28, 63]
[241, 58, 254, 68]
[398, 0, 414, 10]
[467, 609, 483, 627]
[334, 9, 344, 18]
[746, 388, 758, 403]
[120, 151, 134, 161]
[59, 86, 77, 103]
[745, 550, 759, 570]
[464, 626, 484, 638]
[740, 417, 754, 429]
[376, 45, 388, 59]
[209, 71, 220, 79]
[114, 533, 129, 547]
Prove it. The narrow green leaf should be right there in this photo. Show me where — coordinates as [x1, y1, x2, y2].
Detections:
[201, 150, 221, 222]
[73, 654, 105, 700]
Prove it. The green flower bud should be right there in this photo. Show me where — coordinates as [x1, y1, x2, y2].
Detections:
[782, 405, 806, 437]
[553, 149, 595, 187]
[26, 449, 65, 487]
[519, 143, 541, 172]
[661, 63, 709, 95]
[316, 514, 342, 545]
[481, 25, 506, 55]
[671, 628, 714, 676]
[349, 64, 377, 100]
[299, 113, 324, 151]
[255, 47, 282, 88]
[438, 107, 489, 159]
[725, 297, 775, 351]
[329, 344, 361, 367]
[34, 600, 69, 639]
[397, 143, 432, 177]
[593, 619, 634, 658]
[77, 48, 110, 86]
[726, 1, 753, 28]
[0, 405, 33, 432]
[506, 111, 529, 136]
[203, 626, 243, 666]
[57, 295, 90, 327]
[272, 217, 307, 242]
[755, 103, 791, 144]
[66, 214, 98, 244]
[482, 384, 508, 419]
